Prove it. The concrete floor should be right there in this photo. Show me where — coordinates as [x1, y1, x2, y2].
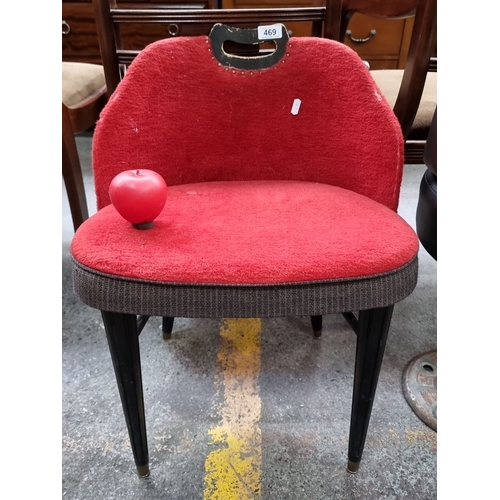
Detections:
[62, 132, 437, 499]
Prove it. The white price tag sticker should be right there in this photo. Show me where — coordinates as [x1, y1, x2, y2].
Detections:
[291, 99, 301, 115]
[257, 24, 283, 40]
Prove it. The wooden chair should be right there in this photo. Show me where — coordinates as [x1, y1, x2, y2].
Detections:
[62, 62, 107, 231]
[333, 0, 437, 164]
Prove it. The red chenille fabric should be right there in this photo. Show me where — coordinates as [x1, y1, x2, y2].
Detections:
[72, 36, 417, 286]
[91, 36, 404, 212]
[71, 181, 418, 284]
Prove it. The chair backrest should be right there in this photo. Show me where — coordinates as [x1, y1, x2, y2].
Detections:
[92, 25, 405, 212]
[327, 0, 436, 140]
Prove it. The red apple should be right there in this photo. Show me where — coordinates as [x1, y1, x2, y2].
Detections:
[109, 169, 168, 229]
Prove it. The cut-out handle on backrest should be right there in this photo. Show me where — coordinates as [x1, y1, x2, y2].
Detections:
[209, 23, 289, 70]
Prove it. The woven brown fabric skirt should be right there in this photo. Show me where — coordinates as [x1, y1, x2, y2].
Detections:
[72, 255, 418, 318]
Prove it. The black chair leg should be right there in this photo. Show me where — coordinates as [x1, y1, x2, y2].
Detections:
[347, 305, 394, 474]
[311, 315, 322, 337]
[101, 311, 149, 477]
[162, 317, 175, 340]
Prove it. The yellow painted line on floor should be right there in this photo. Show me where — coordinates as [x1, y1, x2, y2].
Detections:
[204, 318, 262, 500]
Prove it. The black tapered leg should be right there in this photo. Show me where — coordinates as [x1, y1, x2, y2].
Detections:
[101, 311, 149, 477]
[347, 305, 394, 473]
[162, 317, 175, 340]
[311, 315, 322, 337]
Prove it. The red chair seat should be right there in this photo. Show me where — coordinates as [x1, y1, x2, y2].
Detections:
[71, 180, 418, 285]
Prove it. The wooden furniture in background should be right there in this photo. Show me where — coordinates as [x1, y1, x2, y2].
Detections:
[334, 0, 437, 164]
[63, 0, 417, 70]
[222, 0, 417, 70]
[63, 0, 218, 63]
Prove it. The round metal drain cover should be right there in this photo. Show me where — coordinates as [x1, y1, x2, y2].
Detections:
[402, 349, 437, 431]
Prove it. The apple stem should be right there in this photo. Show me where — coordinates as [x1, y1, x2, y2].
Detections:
[135, 169, 140, 176]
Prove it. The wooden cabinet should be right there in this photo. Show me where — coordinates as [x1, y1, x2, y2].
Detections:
[343, 14, 414, 69]
[62, 0, 217, 64]
[62, 0, 413, 69]
[63, 2, 100, 63]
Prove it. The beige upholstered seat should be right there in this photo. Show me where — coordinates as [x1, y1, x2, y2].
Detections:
[62, 62, 106, 108]
[371, 70, 437, 140]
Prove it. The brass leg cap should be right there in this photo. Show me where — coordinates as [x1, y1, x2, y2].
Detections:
[313, 330, 322, 338]
[347, 460, 359, 474]
[162, 332, 172, 340]
[137, 464, 150, 477]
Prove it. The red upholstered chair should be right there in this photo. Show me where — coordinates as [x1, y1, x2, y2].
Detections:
[70, 24, 419, 477]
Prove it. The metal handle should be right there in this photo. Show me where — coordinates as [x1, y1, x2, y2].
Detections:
[168, 24, 179, 36]
[345, 29, 376, 44]
[62, 20, 71, 35]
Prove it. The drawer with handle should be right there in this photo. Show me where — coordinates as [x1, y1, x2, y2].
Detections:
[62, 3, 101, 62]
[344, 13, 407, 68]
[62, 2, 213, 64]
